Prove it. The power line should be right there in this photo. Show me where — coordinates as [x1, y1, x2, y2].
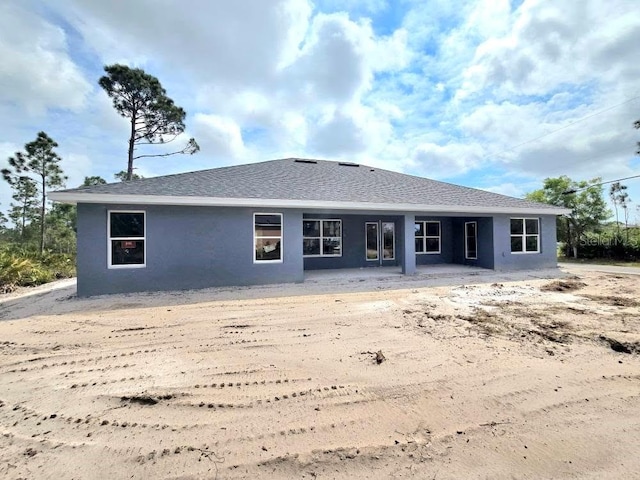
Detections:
[487, 94, 640, 160]
[562, 173, 640, 195]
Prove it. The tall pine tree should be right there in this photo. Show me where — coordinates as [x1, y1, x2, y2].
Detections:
[2, 132, 67, 253]
[99, 64, 199, 181]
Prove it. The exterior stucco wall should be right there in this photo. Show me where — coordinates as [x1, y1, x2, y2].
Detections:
[75, 205, 560, 296]
[451, 217, 495, 269]
[414, 216, 454, 265]
[492, 214, 558, 270]
[302, 214, 402, 270]
[76, 204, 303, 296]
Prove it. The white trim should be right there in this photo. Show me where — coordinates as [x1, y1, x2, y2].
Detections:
[465, 221, 478, 260]
[415, 220, 441, 255]
[382, 221, 395, 261]
[253, 212, 283, 264]
[107, 210, 146, 269]
[302, 218, 343, 258]
[365, 222, 379, 261]
[49, 192, 570, 215]
[510, 217, 540, 254]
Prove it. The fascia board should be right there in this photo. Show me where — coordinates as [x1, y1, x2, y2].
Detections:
[48, 192, 572, 215]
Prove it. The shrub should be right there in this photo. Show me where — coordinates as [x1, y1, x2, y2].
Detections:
[0, 245, 75, 292]
[578, 233, 640, 261]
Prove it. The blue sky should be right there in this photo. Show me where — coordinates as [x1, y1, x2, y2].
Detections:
[1, 0, 639, 221]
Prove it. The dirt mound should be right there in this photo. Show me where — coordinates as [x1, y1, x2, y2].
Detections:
[599, 336, 640, 354]
[583, 295, 640, 307]
[541, 279, 586, 292]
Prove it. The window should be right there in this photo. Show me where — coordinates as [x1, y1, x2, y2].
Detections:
[415, 221, 440, 254]
[465, 221, 477, 259]
[510, 218, 539, 253]
[254, 213, 282, 262]
[108, 211, 145, 268]
[303, 219, 342, 257]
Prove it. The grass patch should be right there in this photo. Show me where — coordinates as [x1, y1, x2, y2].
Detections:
[559, 257, 640, 268]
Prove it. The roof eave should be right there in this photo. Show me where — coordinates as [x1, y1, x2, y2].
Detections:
[48, 192, 571, 215]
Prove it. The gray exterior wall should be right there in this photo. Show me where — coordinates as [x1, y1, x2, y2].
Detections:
[76, 205, 560, 296]
[76, 204, 303, 296]
[414, 216, 453, 265]
[451, 217, 495, 269]
[302, 214, 402, 270]
[492, 214, 558, 270]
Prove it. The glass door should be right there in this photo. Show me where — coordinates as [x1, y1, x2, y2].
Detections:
[382, 222, 395, 261]
[365, 222, 379, 261]
[365, 221, 395, 264]
[465, 221, 477, 259]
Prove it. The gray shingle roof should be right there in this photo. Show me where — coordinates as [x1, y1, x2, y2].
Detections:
[53, 158, 564, 213]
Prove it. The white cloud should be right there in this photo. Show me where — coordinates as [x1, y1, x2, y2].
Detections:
[457, 0, 640, 99]
[0, 142, 22, 213]
[0, 3, 91, 115]
[59, 153, 93, 190]
[2, 0, 639, 218]
[308, 109, 367, 156]
[283, 13, 375, 105]
[410, 142, 484, 178]
[317, 0, 388, 15]
[57, 0, 313, 86]
[192, 114, 247, 161]
[480, 182, 530, 199]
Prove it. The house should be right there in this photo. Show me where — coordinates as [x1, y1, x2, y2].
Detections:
[50, 158, 569, 296]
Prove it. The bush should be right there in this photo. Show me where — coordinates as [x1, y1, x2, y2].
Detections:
[578, 233, 640, 261]
[0, 245, 75, 292]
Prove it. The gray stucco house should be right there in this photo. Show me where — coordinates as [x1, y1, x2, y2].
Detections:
[50, 158, 568, 296]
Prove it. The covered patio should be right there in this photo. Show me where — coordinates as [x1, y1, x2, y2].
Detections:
[304, 263, 489, 282]
[303, 263, 563, 292]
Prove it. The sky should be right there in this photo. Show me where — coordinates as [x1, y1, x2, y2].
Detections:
[1, 0, 640, 222]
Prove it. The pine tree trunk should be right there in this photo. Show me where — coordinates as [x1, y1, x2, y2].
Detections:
[40, 174, 46, 255]
[127, 115, 136, 181]
[21, 200, 26, 240]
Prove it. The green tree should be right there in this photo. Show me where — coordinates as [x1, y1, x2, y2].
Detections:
[82, 176, 107, 186]
[0, 209, 8, 236]
[98, 64, 199, 181]
[7, 176, 39, 241]
[609, 182, 631, 240]
[45, 203, 77, 254]
[2, 132, 67, 254]
[114, 170, 144, 182]
[526, 176, 610, 258]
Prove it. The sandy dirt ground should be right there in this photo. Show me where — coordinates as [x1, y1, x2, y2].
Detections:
[0, 268, 639, 479]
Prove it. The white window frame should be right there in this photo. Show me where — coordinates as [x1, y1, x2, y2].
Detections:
[107, 210, 146, 269]
[510, 217, 540, 254]
[415, 220, 441, 254]
[303, 219, 342, 258]
[254, 212, 283, 264]
[465, 221, 478, 260]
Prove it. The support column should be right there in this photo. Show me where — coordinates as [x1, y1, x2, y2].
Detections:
[401, 213, 416, 275]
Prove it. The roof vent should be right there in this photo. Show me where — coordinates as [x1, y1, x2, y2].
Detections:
[338, 162, 359, 167]
[294, 159, 317, 164]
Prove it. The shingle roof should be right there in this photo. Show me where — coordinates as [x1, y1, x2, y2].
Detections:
[51, 158, 566, 214]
